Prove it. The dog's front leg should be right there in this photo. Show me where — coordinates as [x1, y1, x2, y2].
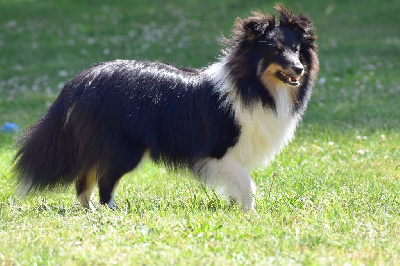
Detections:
[195, 156, 256, 211]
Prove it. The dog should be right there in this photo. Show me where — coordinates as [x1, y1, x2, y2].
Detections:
[14, 4, 318, 211]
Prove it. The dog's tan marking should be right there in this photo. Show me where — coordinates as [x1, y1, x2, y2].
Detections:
[258, 62, 299, 105]
[76, 167, 98, 209]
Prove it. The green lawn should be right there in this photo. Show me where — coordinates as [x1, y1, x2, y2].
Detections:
[1, 0, 399, 264]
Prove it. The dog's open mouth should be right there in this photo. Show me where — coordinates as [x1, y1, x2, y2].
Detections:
[276, 71, 300, 86]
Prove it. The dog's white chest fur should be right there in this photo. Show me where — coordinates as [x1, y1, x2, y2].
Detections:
[228, 83, 299, 170]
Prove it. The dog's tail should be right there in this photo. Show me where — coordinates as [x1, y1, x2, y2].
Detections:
[14, 95, 78, 196]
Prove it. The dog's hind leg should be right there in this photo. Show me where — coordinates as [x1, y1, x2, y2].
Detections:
[98, 147, 149, 209]
[195, 156, 256, 211]
[76, 167, 98, 209]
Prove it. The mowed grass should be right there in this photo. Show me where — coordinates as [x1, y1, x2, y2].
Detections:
[1, 0, 399, 264]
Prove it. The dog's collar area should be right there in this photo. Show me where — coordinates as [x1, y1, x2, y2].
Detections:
[276, 70, 300, 86]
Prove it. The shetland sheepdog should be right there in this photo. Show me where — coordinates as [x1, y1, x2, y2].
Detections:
[14, 5, 318, 211]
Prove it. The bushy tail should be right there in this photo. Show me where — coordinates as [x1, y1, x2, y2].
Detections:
[14, 99, 78, 196]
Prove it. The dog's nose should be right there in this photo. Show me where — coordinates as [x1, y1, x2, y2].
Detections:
[292, 66, 304, 75]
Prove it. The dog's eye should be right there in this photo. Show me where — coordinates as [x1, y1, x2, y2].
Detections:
[292, 44, 300, 52]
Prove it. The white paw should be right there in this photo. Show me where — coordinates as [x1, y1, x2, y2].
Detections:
[240, 193, 255, 212]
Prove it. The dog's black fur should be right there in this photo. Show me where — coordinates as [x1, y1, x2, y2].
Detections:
[14, 5, 318, 210]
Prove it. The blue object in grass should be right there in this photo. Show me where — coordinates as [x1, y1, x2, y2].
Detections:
[1, 122, 20, 134]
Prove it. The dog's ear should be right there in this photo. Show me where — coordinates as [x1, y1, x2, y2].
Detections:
[234, 12, 275, 41]
[275, 4, 317, 50]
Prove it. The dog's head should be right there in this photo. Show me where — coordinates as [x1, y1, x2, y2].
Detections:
[228, 4, 318, 88]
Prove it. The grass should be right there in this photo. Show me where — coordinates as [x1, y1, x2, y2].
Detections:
[1, 0, 400, 264]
